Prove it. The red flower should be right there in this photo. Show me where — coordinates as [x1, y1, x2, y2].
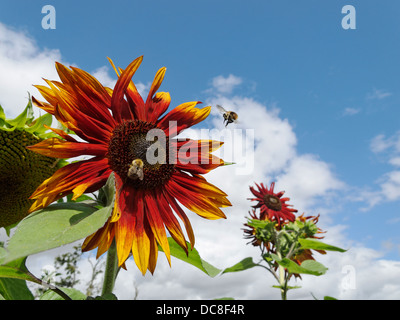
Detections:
[28, 56, 231, 274]
[249, 182, 297, 225]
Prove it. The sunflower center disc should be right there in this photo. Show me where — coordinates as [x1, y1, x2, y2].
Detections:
[263, 194, 282, 211]
[107, 120, 175, 189]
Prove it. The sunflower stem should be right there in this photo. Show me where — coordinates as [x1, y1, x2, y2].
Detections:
[277, 252, 288, 300]
[275, 231, 288, 300]
[101, 239, 119, 296]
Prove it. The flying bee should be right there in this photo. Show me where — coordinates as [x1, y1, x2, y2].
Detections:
[127, 159, 144, 181]
[216, 105, 238, 127]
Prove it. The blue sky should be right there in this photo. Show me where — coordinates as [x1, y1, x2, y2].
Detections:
[1, 1, 400, 299]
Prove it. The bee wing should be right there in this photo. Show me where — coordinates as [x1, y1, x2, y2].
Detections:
[137, 168, 144, 181]
[216, 105, 227, 114]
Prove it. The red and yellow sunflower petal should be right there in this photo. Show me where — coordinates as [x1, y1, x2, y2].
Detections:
[37, 79, 113, 145]
[55, 63, 115, 127]
[173, 171, 229, 201]
[147, 91, 171, 123]
[116, 184, 146, 272]
[69, 66, 113, 109]
[107, 57, 146, 121]
[146, 230, 159, 274]
[26, 138, 107, 158]
[55, 101, 113, 144]
[42, 125, 77, 142]
[115, 207, 135, 266]
[157, 102, 211, 137]
[71, 173, 111, 200]
[29, 158, 110, 212]
[131, 200, 152, 274]
[145, 67, 169, 122]
[156, 189, 188, 254]
[111, 56, 143, 123]
[172, 139, 225, 174]
[115, 184, 157, 274]
[174, 139, 224, 153]
[110, 175, 125, 223]
[165, 174, 229, 220]
[144, 190, 171, 266]
[32, 90, 57, 114]
[163, 190, 195, 249]
[146, 67, 166, 105]
[82, 220, 115, 259]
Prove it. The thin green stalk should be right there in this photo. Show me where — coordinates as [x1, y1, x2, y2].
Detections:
[276, 252, 288, 300]
[101, 239, 119, 296]
[26, 271, 72, 300]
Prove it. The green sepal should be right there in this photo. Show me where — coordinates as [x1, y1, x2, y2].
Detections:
[0, 96, 56, 139]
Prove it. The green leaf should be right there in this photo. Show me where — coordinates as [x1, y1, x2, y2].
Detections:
[0, 278, 34, 300]
[40, 287, 86, 300]
[324, 296, 338, 300]
[0, 257, 35, 300]
[0, 202, 113, 265]
[158, 238, 221, 277]
[221, 257, 259, 274]
[298, 239, 347, 253]
[0, 257, 37, 283]
[275, 258, 328, 276]
[87, 293, 118, 300]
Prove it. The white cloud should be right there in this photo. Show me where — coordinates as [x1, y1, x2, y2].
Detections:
[370, 133, 400, 154]
[380, 171, 400, 201]
[276, 154, 344, 211]
[366, 88, 392, 100]
[342, 107, 360, 116]
[389, 157, 400, 167]
[357, 132, 400, 208]
[210, 74, 242, 95]
[0, 22, 64, 118]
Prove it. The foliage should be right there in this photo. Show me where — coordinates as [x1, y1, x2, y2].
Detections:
[0, 172, 223, 299]
[222, 215, 346, 299]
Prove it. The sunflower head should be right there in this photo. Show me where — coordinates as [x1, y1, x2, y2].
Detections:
[249, 182, 297, 225]
[28, 57, 231, 275]
[244, 202, 326, 278]
[0, 99, 61, 228]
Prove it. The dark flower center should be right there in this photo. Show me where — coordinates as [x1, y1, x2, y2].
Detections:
[263, 194, 282, 211]
[107, 120, 175, 189]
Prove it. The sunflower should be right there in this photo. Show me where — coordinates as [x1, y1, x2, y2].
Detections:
[0, 100, 60, 228]
[249, 182, 297, 225]
[244, 208, 326, 279]
[27, 56, 231, 274]
[290, 213, 326, 266]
